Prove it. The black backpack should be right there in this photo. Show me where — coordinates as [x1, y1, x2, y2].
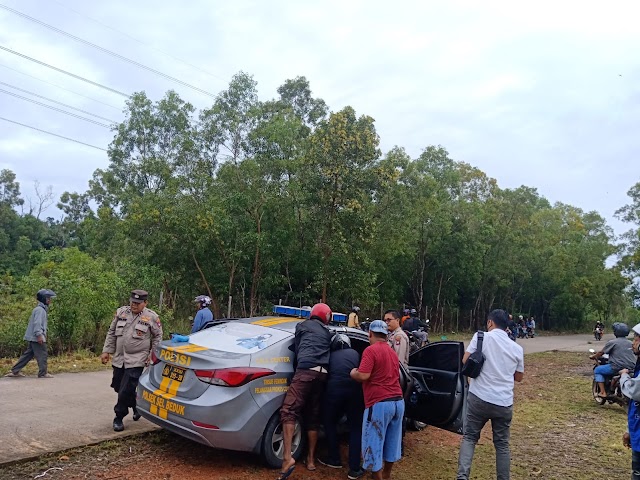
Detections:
[461, 331, 485, 378]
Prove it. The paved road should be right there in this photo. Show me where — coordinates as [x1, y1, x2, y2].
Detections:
[0, 370, 158, 465]
[482, 332, 609, 354]
[0, 333, 606, 465]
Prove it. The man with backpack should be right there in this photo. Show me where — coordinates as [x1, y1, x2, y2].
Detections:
[456, 309, 524, 480]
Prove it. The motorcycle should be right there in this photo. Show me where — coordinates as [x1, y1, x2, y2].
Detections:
[589, 348, 629, 408]
[407, 326, 429, 353]
[594, 327, 603, 341]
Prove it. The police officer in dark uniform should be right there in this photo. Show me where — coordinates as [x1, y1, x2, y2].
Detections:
[100, 290, 162, 431]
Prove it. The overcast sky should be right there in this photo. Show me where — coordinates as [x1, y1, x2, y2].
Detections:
[0, 0, 638, 236]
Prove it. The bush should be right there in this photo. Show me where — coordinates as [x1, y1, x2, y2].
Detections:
[0, 248, 125, 355]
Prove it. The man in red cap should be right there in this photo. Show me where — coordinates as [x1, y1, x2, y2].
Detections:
[278, 303, 333, 480]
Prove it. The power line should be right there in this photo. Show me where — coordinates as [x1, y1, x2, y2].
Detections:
[0, 4, 217, 98]
[0, 63, 121, 110]
[0, 81, 118, 123]
[50, 0, 227, 84]
[0, 45, 130, 98]
[0, 116, 107, 151]
[0, 88, 111, 128]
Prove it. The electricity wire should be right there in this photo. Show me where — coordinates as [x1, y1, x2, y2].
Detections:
[0, 116, 107, 151]
[0, 81, 118, 123]
[50, 0, 227, 84]
[0, 4, 217, 98]
[0, 45, 130, 97]
[0, 62, 121, 110]
[0, 88, 111, 128]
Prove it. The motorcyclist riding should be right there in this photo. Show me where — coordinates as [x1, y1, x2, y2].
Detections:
[594, 320, 605, 340]
[191, 295, 214, 333]
[402, 308, 428, 346]
[591, 322, 635, 398]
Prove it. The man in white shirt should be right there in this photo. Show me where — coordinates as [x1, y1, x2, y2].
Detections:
[456, 309, 524, 480]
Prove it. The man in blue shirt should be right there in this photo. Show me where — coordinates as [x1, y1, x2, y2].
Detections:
[619, 322, 640, 479]
[191, 295, 214, 333]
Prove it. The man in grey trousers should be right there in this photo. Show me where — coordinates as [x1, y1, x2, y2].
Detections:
[4, 289, 57, 378]
[457, 309, 524, 480]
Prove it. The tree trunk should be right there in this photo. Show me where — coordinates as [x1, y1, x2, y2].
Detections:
[249, 211, 263, 316]
[192, 252, 221, 318]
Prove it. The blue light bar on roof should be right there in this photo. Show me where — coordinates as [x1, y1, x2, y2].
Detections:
[272, 305, 347, 323]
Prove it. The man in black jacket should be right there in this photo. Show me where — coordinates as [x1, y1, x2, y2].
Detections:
[278, 303, 333, 480]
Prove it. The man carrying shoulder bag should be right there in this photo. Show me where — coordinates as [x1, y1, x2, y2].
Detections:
[457, 309, 525, 480]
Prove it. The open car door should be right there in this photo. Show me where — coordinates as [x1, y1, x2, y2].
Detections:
[404, 341, 466, 434]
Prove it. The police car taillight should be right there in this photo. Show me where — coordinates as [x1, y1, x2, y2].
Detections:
[194, 367, 275, 387]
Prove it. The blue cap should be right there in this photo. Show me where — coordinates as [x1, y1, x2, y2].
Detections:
[369, 320, 388, 334]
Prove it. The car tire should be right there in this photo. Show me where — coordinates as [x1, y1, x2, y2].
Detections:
[408, 419, 427, 431]
[261, 411, 306, 469]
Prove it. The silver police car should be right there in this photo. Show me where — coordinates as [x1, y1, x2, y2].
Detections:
[136, 314, 467, 468]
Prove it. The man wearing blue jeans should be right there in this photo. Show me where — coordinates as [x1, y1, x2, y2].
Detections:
[591, 322, 635, 397]
[351, 319, 404, 480]
[457, 309, 524, 480]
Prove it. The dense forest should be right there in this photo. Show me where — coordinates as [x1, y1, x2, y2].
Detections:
[1, 73, 639, 356]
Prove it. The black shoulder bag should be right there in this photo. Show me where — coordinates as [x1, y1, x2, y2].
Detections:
[461, 331, 485, 378]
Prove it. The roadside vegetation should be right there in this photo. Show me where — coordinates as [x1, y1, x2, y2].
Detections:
[1, 74, 640, 358]
[0, 352, 629, 480]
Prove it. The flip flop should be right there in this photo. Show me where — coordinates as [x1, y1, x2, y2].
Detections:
[276, 464, 296, 480]
[303, 460, 317, 471]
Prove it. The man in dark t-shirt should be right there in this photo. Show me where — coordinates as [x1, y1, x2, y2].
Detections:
[318, 334, 365, 478]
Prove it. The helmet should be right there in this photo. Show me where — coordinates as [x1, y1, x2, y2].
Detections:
[352, 306, 360, 313]
[613, 322, 631, 338]
[632, 323, 640, 337]
[36, 289, 56, 304]
[310, 303, 332, 325]
[331, 333, 351, 351]
[194, 295, 212, 307]
[410, 308, 417, 315]
[403, 308, 410, 315]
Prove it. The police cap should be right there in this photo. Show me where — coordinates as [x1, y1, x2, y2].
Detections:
[130, 289, 148, 303]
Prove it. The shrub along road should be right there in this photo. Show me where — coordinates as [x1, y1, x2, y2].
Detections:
[0, 334, 617, 475]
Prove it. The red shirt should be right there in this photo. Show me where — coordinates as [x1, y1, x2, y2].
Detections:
[358, 341, 403, 408]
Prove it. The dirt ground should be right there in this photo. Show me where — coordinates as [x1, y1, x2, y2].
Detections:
[0, 351, 631, 480]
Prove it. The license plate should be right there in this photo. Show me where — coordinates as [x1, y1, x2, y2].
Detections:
[162, 364, 186, 382]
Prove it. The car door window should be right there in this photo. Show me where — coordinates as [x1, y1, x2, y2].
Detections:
[405, 341, 466, 433]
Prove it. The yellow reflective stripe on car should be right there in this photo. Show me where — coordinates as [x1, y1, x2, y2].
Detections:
[164, 344, 208, 353]
[252, 317, 301, 327]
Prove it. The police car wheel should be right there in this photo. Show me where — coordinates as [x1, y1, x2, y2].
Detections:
[261, 411, 306, 468]
[408, 419, 427, 431]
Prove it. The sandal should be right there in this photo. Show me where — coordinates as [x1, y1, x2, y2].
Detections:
[276, 464, 296, 480]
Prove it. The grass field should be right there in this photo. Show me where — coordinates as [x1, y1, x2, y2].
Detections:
[0, 350, 631, 479]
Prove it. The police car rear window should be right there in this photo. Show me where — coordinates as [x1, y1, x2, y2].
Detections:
[189, 322, 290, 354]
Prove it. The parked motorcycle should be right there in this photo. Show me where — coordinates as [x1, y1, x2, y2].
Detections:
[589, 348, 629, 407]
[594, 327, 603, 341]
